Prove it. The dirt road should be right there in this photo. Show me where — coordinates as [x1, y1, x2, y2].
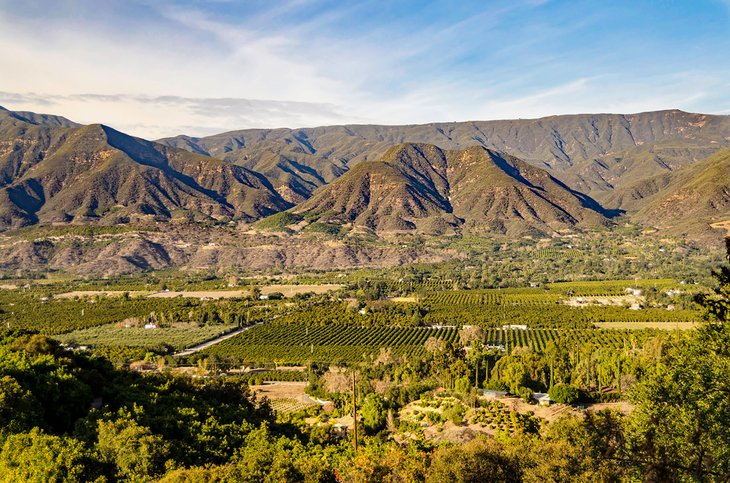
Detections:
[173, 323, 261, 357]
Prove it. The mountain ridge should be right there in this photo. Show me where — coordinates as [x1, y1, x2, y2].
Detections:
[0, 105, 727, 275]
[158, 109, 730, 209]
[0, 113, 291, 230]
[291, 143, 613, 236]
[0, 105, 727, 244]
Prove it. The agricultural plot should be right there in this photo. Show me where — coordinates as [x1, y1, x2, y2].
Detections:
[481, 327, 658, 352]
[422, 284, 699, 328]
[202, 324, 460, 364]
[230, 371, 308, 384]
[423, 303, 698, 328]
[268, 398, 319, 413]
[546, 278, 679, 296]
[55, 290, 152, 299]
[201, 323, 659, 364]
[0, 293, 209, 334]
[593, 321, 698, 330]
[55, 323, 239, 350]
[148, 290, 249, 299]
[261, 284, 344, 296]
[425, 289, 562, 306]
[248, 382, 320, 413]
[469, 400, 538, 434]
[401, 396, 541, 435]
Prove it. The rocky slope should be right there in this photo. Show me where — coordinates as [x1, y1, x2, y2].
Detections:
[0, 225, 457, 277]
[291, 143, 612, 236]
[159, 110, 730, 208]
[631, 148, 730, 239]
[1, 104, 728, 255]
[0, 109, 290, 230]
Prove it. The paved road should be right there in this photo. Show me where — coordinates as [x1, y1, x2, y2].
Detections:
[173, 323, 261, 357]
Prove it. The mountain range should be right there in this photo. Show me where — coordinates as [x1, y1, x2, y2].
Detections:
[158, 110, 730, 207]
[0, 107, 290, 230]
[0, 105, 728, 244]
[291, 143, 612, 236]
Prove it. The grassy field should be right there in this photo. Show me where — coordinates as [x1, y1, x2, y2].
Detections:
[203, 324, 460, 363]
[199, 323, 667, 364]
[593, 321, 699, 330]
[56, 323, 238, 350]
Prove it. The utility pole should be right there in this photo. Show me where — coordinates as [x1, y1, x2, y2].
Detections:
[475, 358, 479, 388]
[352, 371, 358, 453]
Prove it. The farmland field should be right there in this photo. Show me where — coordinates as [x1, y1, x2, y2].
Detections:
[593, 321, 699, 330]
[200, 323, 663, 363]
[56, 323, 239, 350]
[203, 324, 460, 363]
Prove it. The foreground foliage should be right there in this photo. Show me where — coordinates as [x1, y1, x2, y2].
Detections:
[0, 242, 727, 481]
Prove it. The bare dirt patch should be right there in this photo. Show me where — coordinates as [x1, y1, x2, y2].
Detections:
[147, 290, 249, 299]
[584, 401, 633, 414]
[250, 381, 309, 400]
[564, 295, 642, 307]
[493, 396, 581, 422]
[710, 220, 730, 236]
[56, 290, 150, 298]
[390, 296, 418, 303]
[261, 284, 344, 296]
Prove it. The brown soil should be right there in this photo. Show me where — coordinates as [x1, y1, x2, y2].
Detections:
[250, 381, 309, 400]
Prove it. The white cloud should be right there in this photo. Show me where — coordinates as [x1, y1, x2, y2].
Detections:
[0, 92, 352, 138]
[0, 1, 727, 138]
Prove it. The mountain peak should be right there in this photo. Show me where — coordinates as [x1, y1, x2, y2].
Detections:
[291, 143, 609, 236]
[0, 106, 81, 129]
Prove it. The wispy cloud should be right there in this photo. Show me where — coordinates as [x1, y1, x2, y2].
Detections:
[0, 91, 351, 138]
[0, 0, 728, 138]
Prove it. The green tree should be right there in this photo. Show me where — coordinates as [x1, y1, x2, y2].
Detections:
[548, 383, 579, 405]
[227, 424, 303, 483]
[625, 239, 730, 480]
[361, 393, 387, 434]
[426, 436, 521, 483]
[0, 375, 38, 432]
[0, 428, 99, 482]
[96, 418, 169, 481]
[454, 376, 471, 394]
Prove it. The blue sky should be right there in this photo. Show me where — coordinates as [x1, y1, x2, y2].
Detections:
[0, 0, 728, 138]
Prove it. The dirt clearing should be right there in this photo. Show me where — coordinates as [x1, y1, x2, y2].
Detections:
[261, 284, 344, 296]
[147, 290, 249, 299]
[56, 290, 151, 298]
[250, 381, 309, 399]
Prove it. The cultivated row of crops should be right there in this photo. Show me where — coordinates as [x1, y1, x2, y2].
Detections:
[202, 323, 659, 363]
[425, 291, 563, 306]
[55, 323, 239, 350]
[546, 278, 678, 296]
[423, 303, 697, 328]
[481, 327, 656, 352]
[203, 324, 460, 363]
